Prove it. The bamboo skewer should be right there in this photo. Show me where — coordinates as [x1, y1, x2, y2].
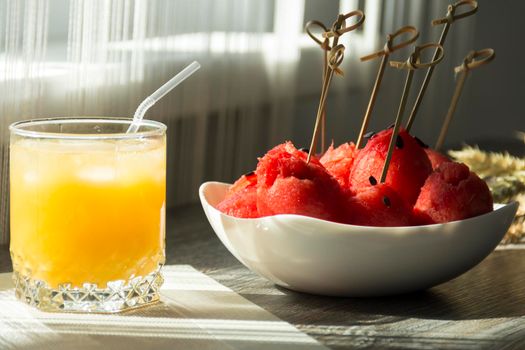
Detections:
[381, 43, 444, 183]
[305, 11, 365, 163]
[356, 26, 419, 149]
[307, 44, 345, 163]
[405, 0, 478, 132]
[435, 48, 495, 150]
[306, 20, 330, 153]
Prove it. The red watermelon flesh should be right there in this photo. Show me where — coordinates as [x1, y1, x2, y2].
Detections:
[413, 162, 493, 224]
[227, 172, 257, 197]
[217, 185, 259, 218]
[256, 142, 348, 223]
[349, 128, 432, 206]
[425, 148, 451, 170]
[217, 172, 259, 218]
[347, 183, 413, 227]
[320, 142, 357, 190]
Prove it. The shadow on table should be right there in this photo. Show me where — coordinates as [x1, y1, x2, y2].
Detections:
[261, 286, 524, 323]
[240, 250, 525, 322]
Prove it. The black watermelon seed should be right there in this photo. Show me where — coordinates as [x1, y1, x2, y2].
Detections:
[299, 148, 309, 153]
[382, 196, 391, 207]
[396, 135, 404, 149]
[244, 171, 255, 177]
[363, 131, 376, 139]
[415, 136, 429, 148]
[369, 176, 377, 186]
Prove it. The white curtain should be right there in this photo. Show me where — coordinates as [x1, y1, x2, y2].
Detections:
[0, 0, 308, 242]
[0, 0, 481, 243]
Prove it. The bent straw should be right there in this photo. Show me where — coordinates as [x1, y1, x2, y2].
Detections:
[127, 61, 201, 133]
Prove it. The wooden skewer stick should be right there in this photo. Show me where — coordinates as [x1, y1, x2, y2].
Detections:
[380, 43, 444, 183]
[306, 20, 330, 153]
[318, 11, 364, 155]
[356, 26, 419, 149]
[306, 10, 365, 162]
[321, 67, 326, 152]
[405, 0, 478, 132]
[307, 44, 345, 163]
[435, 48, 495, 150]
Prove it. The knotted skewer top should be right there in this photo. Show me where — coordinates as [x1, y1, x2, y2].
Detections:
[304, 10, 365, 163]
[323, 11, 366, 39]
[305, 10, 365, 75]
[432, 0, 478, 25]
[454, 48, 495, 74]
[360, 25, 419, 62]
[306, 10, 365, 48]
[390, 42, 445, 70]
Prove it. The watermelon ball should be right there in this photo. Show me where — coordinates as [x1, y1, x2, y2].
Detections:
[256, 142, 348, 223]
[226, 171, 257, 196]
[349, 128, 432, 206]
[412, 136, 451, 170]
[320, 142, 357, 189]
[347, 181, 413, 227]
[425, 148, 451, 170]
[413, 161, 493, 224]
[216, 172, 259, 218]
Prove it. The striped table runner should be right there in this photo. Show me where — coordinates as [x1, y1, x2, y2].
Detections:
[0, 265, 326, 350]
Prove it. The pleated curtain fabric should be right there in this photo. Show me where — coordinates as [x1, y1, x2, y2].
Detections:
[0, 0, 302, 243]
[0, 0, 476, 244]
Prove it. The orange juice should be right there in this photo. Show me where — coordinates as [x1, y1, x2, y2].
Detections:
[9, 118, 166, 312]
[10, 137, 166, 288]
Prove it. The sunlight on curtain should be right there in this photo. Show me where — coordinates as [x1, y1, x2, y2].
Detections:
[0, 0, 306, 243]
[0, 0, 50, 243]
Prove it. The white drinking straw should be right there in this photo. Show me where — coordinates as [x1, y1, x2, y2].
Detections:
[127, 61, 201, 133]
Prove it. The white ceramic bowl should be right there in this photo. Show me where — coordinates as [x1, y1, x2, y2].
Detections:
[199, 181, 518, 297]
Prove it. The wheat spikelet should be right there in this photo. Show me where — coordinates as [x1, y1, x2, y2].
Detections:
[448, 146, 525, 177]
[485, 172, 525, 203]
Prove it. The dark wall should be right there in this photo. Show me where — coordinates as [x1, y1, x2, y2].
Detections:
[292, 0, 525, 152]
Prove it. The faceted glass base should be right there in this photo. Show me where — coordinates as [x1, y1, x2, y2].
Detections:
[12, 267, 164, 313]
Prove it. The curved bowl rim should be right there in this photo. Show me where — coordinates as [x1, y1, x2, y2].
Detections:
[199, 181, 519, 234]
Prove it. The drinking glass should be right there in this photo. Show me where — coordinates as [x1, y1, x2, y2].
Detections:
[9, 117, 166, 313]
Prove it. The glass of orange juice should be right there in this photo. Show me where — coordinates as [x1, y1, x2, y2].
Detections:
[9, 117, 166, 313]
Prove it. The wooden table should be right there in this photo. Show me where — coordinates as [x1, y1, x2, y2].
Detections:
[1, 204, 524, 349]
